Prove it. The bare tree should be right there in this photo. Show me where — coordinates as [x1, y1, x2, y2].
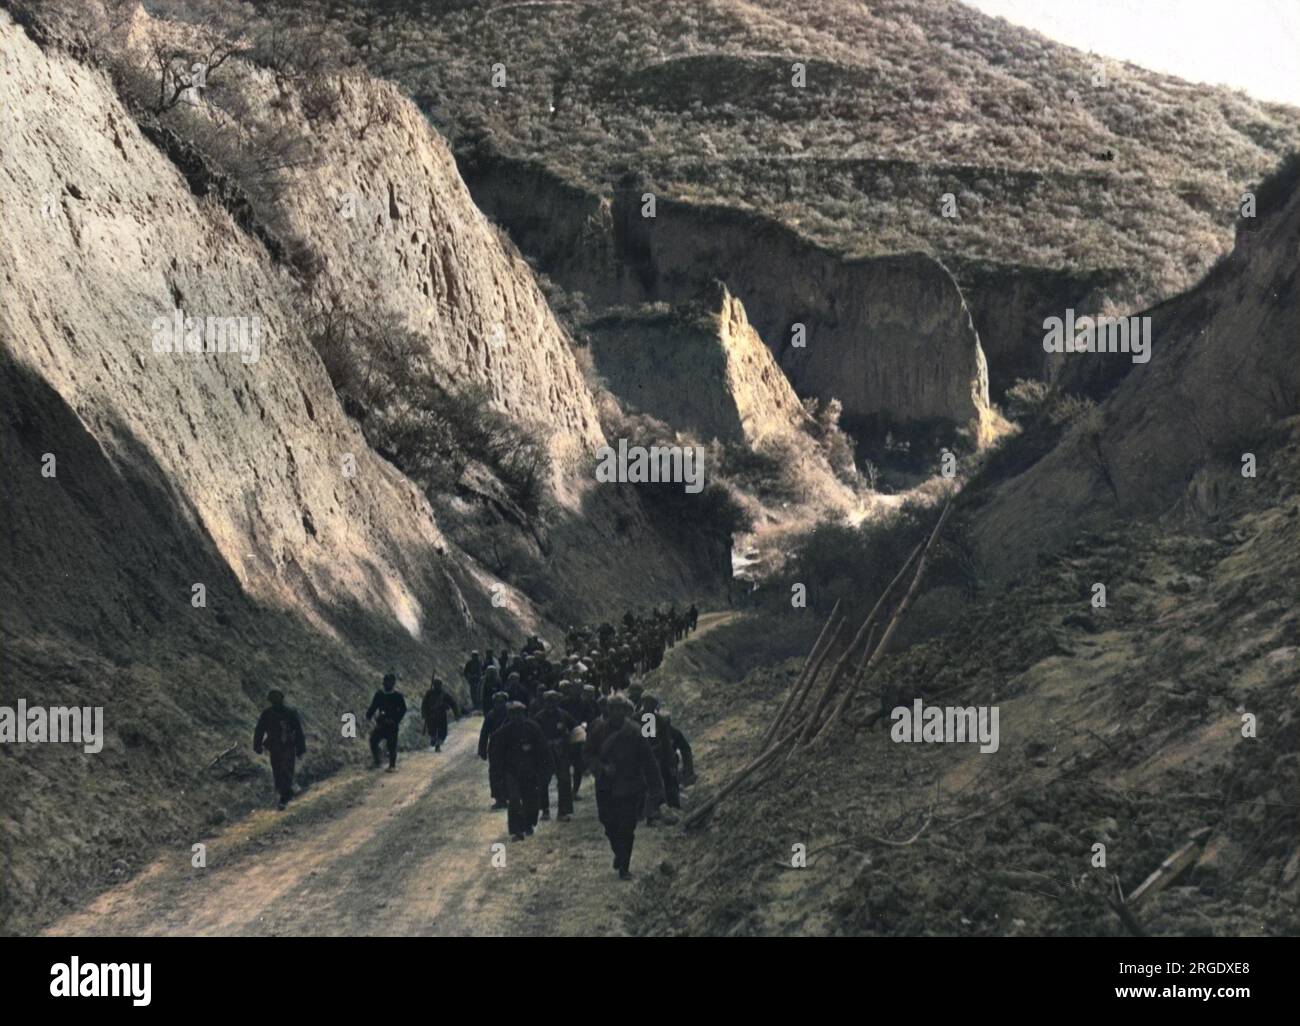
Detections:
[148, 33, 240, 114]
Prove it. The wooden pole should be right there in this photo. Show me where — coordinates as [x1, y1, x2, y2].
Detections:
[685, 500, 955, 824]
[795, 537, 925, 746]
[684, 720, 804, 829]
[816, 623, 877, 737]
[760, 600, 840, 750]
[775, 615, 843, 736]
[807, 501, 954, 745]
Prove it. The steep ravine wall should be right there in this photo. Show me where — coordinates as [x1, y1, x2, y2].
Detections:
[263, 77, 606, 484]
[588, 285, 812, 447]
[948, 258, 1129, 398]
[970, 179, 1300, 582]
[457, 146, 990, 432]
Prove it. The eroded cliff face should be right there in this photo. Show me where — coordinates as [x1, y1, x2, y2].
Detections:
[949, 258, 1128, 399]
[0, 9, 703, 930]
[259, 77, 605, 485]
[589, 285, 810, 448]
[0, 11, 461, 643]
[458, 149, 993, 436]
[717, 287, 815, 447]
[971, 177, 1300, 582]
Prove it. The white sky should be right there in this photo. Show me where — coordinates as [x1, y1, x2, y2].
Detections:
[963, 0, 1300, 106]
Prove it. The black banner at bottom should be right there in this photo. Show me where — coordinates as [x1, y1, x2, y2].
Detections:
[1, 936, 1292, 1013]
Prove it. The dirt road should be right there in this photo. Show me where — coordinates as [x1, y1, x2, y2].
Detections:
[44, 612, 737, 937]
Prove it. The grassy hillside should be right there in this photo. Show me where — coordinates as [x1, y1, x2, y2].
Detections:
[242, 0, 1300, 314]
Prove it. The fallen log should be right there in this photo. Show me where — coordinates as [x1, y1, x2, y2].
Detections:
[1127, 827, 1213, 907]
[206, 744, 238, 770]
[683, 721, 803, 829]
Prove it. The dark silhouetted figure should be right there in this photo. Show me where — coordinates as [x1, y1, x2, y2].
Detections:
[421, 676, 460, 752]
[566, 684, 599, 800]
[584, 696, 664, 879]
[479, 691, 510, 809]
[366, 672, 406, 771]
[253, 689, 306, 810]
[490, 702, 551, 841]
[462, 651, 484, 712]
[532, 690, 577, 821]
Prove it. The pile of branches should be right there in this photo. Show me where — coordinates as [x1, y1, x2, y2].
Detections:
[683, 501, 953, 829]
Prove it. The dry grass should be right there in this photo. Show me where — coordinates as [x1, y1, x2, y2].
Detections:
[220, 0, 1300, 314]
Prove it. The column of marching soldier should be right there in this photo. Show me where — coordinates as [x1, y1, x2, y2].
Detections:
[253, 604, 700, 880]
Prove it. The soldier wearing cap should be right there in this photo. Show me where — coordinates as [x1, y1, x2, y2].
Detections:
[490, 701, 551, 840]
[479, 691, 510, 809]
[583, 695, 663, 879]
[366, 671, 406, 771]
[532, 690, 578, 821]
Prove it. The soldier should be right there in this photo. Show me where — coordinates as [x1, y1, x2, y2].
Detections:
[687, 603, 699, 632]
[611, 646, 634, 692]
[480, 664, 501, 714]
[507, 650, 528, 681]
[566, 682, 600, 801]
[533, 690, 577, 821]
[584, 695, 664, 879]
[253, 689, 306, 810]
[479, 691, 510, 809]
[490, 702, 551, 841]
[505, 670, 529, 706]
[421, 676, 460, 752]
[461, 651, 484, 713]
[662, 708, 696, 793]
[637, 695, 678, 824]
[366, 672, 406, 772]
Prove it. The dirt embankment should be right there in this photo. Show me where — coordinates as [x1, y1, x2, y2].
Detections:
[971, 175, 1300, 584]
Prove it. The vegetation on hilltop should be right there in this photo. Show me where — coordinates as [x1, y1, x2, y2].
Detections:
[225, 0, 1300, 312]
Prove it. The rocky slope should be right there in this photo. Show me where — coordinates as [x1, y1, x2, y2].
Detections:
[969, 167, 1300, 582]
[636, 476, 1300, 936]
[625, 164, 1300, 938]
